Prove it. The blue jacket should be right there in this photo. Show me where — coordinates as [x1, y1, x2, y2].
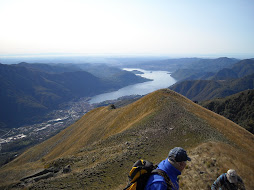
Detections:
[145, 158, 181, 190]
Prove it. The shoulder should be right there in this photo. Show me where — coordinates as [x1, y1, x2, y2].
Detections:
[145, 180, 168, 190]
[219, 173, 227, 179]
[147, 173, 166, 183]
[145, 173, 166, 187]
[218, 173, 228, 184]
[237, 176, 244, 184]
[214, 173, 227, 183]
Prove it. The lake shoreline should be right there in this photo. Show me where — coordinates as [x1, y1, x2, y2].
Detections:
[89, 68, 177, 104]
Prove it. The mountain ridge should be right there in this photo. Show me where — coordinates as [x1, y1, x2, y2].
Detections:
[0, 89, 253, 189]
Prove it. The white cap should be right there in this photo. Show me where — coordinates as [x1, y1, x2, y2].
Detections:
[227, 169, 238, 184]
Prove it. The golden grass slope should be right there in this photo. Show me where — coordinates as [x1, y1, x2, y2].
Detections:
[0, 89, 253, 189]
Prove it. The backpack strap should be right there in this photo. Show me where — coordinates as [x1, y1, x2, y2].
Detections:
[151, 169, 173, 190]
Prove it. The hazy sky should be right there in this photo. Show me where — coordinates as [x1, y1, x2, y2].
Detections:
[0, 0, 253, 58]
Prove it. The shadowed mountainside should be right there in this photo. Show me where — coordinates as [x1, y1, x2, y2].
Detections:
[169, 73, 254, 102]
[201, 89, 254, 134]
[0, 63, 105, 128]
[0, 63, 148, 129]
[169, 59, 254, 102]
[0, 89, 253, 189]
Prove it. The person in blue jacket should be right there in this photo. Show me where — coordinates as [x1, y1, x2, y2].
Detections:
[145, 147, 191, 190]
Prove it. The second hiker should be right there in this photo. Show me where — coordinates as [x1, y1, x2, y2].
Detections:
[211, 169, 245, 190]
[145, 147, 191, 190]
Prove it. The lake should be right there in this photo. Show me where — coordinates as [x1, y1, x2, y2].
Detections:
[89, 68, 177, 104]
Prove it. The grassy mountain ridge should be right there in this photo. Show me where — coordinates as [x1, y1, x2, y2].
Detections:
[0, 89, 253, 189]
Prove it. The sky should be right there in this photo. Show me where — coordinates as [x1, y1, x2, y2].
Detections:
[0, 0, 254, 58]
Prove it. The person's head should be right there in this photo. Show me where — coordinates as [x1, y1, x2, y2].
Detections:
[168, 147, 191, 172]
[226, 169, 238, 184]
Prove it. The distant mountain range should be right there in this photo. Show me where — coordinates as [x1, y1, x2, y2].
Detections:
[0, 89, 253, 189]
[121, 57, 239, 74]
[170, 59, 254, 101]
[170, 58, 249, 81]
[0, 63, 149, 129]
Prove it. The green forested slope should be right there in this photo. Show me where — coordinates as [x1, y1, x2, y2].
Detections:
[201, 89, 254, 133]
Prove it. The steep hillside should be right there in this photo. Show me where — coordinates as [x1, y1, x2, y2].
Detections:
[170, 73, 254, 101]
[0, 89, 253, 189]
[211, 68, 238, 80]
[209, 59, 254, 80]
[169, 80, 222, 101]
[0, 63, 148, 129]
[18, 62, 81, 73]
[231, 59, 254, 77]
[201, 89, 254, 133]
[0, 63, 104, 128]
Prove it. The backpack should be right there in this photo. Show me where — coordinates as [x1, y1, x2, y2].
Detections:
[123, 159, 173, 190]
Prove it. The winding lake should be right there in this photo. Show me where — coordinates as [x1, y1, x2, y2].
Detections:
[89, 68, 177, 104]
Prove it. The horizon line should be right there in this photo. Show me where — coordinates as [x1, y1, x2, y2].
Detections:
[0, 52, 254, 59]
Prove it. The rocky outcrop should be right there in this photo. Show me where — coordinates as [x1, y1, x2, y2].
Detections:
[13, 165, 71, 188]
[20, 167, 60, 182]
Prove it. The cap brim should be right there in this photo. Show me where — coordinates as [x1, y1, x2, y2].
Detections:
[187, 157, 191, 161]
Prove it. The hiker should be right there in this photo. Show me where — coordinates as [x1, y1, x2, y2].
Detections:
[211, 169, 245, 190]
[145, 147, 191, 190]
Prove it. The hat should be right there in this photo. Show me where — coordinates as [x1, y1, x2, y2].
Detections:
[227, 169, 238, 184]
[168, 147, 191, 162]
